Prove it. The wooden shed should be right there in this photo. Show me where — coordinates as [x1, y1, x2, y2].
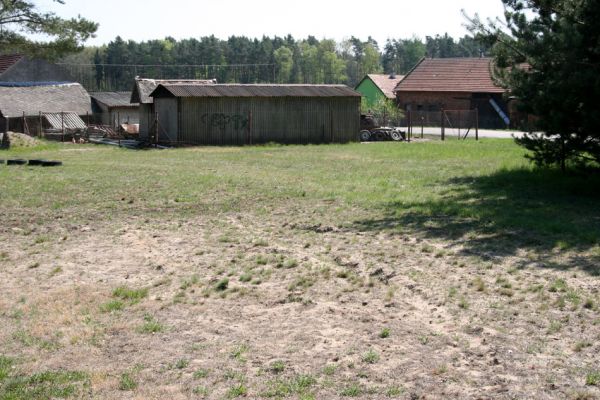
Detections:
[0, 82, 92, 135]
[130, 78, 216, 140]
[90, 92, 139, 127]
[148, 84, 361, 145]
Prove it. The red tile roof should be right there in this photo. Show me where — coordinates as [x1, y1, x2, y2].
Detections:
[0, 54, 24, 76]
[394, 58, 505, 94]
[364, 74, 405, 99]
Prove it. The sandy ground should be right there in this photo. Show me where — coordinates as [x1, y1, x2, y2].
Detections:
[0, 202, 599, 399]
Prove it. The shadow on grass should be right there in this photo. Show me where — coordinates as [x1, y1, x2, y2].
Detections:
[352, 168, 600, 275]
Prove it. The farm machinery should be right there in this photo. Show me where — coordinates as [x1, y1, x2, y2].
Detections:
[359, 114, 406, 142]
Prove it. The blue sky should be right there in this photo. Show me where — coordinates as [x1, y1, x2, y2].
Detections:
[34, 0, 506, 46]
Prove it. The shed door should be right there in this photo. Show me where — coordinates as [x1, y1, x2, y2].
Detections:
[155, 98, 178, 143]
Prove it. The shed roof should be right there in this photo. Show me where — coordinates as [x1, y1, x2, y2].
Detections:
[358, 74, 405, 99]
[131, 78, 216, 104]
[44, 112, 87, 130]
[0, 82, 92, 118]
[91, 92, 139, 108]
[0, 54, 24, 76]
[394, 58, 505, 94]
[151, 84, 361, 98]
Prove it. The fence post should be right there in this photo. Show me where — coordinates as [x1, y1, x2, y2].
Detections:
[407, 110, 411, 142]
[475, 107, 479, 141]
[458, 110, 461, 140]
[421, 116, 424, 139]
[39, 111, 43, 137]
[22, 111, 26, 135]
[61, 111, 65, 142]
[155, 112, 159, 148]
[441, 109, 445, 141]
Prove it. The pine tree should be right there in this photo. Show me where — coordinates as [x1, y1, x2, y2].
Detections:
[469, 0, 600, 171]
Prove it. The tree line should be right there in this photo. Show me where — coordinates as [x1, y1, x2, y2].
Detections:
[60, 34, 491, 91]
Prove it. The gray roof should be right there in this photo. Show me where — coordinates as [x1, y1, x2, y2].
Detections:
[131, 78, 216, 104]
[151, 84, 361, 98]
[0, 83, 92, 118]
[91, 92, 138, 108]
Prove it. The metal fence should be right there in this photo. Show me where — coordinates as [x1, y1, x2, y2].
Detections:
[405, 109, 480, 140]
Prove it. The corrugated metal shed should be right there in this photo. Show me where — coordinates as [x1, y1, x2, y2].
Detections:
[131, 78, 216, 104]
[0, 82, 92, 118]
[395, 58, 505, 94]
[44, 112, 87, 130]
[150, 84, 361, 145]
[151, 84, 361, 98]
[91, 92, 138, 108]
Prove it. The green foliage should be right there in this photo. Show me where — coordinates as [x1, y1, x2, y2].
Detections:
[83, 33, 487, 91]
[112, 286, 148, 303]
[215, 278, 229, 291]
[362, 350, 380, 364]
[0, 0, 98, 59]
[137, 315, 164, 334]
[363, 97, 405, 126]
[118, 372, 137, 391]
[468, 0, 600, 171]
[586, 371, 600, 386]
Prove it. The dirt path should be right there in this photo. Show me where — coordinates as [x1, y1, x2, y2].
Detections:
[1, 207, 599, 399]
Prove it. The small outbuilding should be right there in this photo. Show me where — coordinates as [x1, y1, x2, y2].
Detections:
[130, 78, 216, 139]
[0, 82, 92, 135]
[148, 84, 361, 145]
[91, 92, 139, 127]
[0, 54, 73, 82]
[355, 74, 404, 109]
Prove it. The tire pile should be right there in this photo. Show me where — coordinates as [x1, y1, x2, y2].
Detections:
[1, 159, 62, 167]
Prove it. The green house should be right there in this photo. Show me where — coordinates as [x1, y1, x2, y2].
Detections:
[355, 74, 404, 110]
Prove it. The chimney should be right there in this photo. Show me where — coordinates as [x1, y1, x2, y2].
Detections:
[389, 72, 396, 79]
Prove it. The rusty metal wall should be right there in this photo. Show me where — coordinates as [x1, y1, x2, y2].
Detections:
[177, 97, 360, 145]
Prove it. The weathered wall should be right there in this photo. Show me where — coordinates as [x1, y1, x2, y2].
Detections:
[138, 104, 154, 140]
[397, 91, 472, 111]
[397, 91, 510, 129]
[174, 97, 360, 145]
[0, 58, 73, 82]
[155, 98, 178, 142]
[108, 107, 139, 127]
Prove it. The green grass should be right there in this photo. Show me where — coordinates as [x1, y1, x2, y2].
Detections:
[112, 286, 148, 303]
[118, 372, 137, 391]
[262, 374, 317, 398]
[0, 356, 90, 399]
[1, 140, 599, 271]
[362, 350, 380, 364]
[100, 300, 124, 313]
[137, 314, 164, 334]
[586, 371, 600, 386]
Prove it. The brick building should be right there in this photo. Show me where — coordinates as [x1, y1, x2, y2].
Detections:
[394, 58, 510, 129]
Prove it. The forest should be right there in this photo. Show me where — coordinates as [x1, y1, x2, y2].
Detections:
[61, 34, 490, 91]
